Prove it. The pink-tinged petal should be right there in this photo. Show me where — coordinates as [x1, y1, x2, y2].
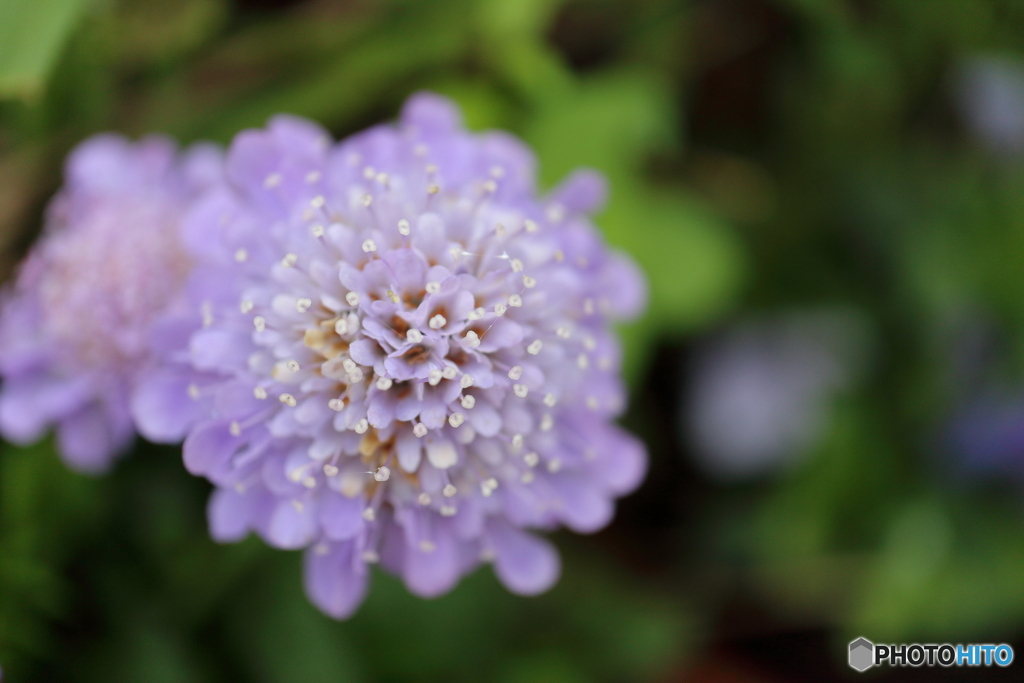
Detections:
[487, 520, 560, 595]
[304, 540, 369, 620]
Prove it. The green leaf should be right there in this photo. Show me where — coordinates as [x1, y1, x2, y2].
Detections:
[0, 0, 93, 101]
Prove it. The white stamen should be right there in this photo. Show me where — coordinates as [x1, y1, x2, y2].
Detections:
[460, 395, 476, 409]
[547, 459, 562, 472]
[286, 360, 301, 372]
[541, 414, 554, 431]
[305, 170, 321, 184]
[523, 276, 537, 288]
[342, 359, 357, 373]
[398, 219, 411, 235]
[494, 303, 508, 316]
[427, 184, 439, 195]
[521, 471, 534, 483]
[229, 421, 241, 436]
[263, 173, 281, 188]
[583, 336, 597, 351]
[429, 314, 447, 329]
[234, 248, 248, 262]
[296, 297, 312, 312]
[310, 224, 324, 237]
[303, 477, 317, 489]
[583, 299, 595, 315]
[508, 366, 523, 380]
[253, 316, 266, 332]
[374, 466, 390, 482]
[201, 302, 214, 328]
[428, 369, 442, 386]
[240, 299, 254, 313]
[577, 353, 589, 369]
[547, 204, 564, 223]
[282, 253, 298, 267]
[335, 318, 349, 335]
[376, 377, 393, 391]
[508, 295, 522, 307]
[376, 172, 389, 185]
[418, 492, 431, 505]
[524, 219, 539, 233]
[543, 393, 557, 407]
[361, 239, 377, 252]
[353, 419, 369, 434]
[440, 506, 456, 516]
[557, 326, 571, 339]
[386, 290, 399, 303]
[524, 452, 539, 467]
[468, 307, 485, 321]
[346, 292, 360, 306]
[482, 179, 497, 193]
[511, 259, 524, 272]
[328, 398, 344, 411]
[406, 329, 423, 343]
[449, 412, 465, 428]
[490, 166, 505, 178]
[279, 393, 297, 407]
[425, 164, 438, 174]
[513, 384, 528, 398]
[511, 434, 523, 450]
[348, 368, 363, 383]
[253, 387, 268, 400]
[323, 464, 339, 476]
[586, 396, 600, 410]
[362, 507, 375, 521]
[460, 374, 474, 388]
[188, 383, 200, 400]
[462, 330, 480, 347]
[420, 540, 436, 553]
[425, 281, 441, 294]
[441, 365, 457, 379]
[527, 339, 543, 355]
[361, 550, 379, 563]
[495, 223, 507, 237]
[311, 195, 325, 208]
[363, 166, 375, 179]
[413, 423, 428, 438]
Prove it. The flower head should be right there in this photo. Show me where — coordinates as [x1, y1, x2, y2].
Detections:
[155, 93, 646, 617]
[0, 135, 221, 471]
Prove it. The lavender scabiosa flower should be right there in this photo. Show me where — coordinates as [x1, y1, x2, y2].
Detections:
[0, 134, 222, 471]
[155, 93, 647, 617]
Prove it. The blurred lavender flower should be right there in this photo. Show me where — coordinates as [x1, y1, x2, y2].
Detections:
[684, 309, 869, 480]
[142, 93, 647, 617]
[0, 135, 221, 472]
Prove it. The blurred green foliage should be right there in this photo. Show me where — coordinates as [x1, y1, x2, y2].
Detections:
[7, 0, 1024, 679]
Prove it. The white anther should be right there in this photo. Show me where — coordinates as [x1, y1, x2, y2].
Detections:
[524, 219, 539, 233]
[586, 396, 600, 410]
[541, 414, 554, 432]
[418, 492, 431, 505]
[460, 374, 474, 388]
[253, 316, 266, 332]
[425, 281, 441, 294]
[490, 166, 505, 178]
[279, 393, 297, 407]
[362, 507, 375, 521]
[234, 248, 248, 262]
[495, 223, 507, 237]
[440, 506, 456, 516]
[511, 259, 524, 272]
[484, 477, 498, 491]
[374, 466, 390, 482]
[583, 336, 597, 351]
[342, 358, 357, 373]
[310, 224, 324, 237]
[296, 297, 312, 312]
[376, 377, 393, 390]
[508, 366, 523, 380]
[583, 299, 595, 315]
[346, 292, 360, 306]
[557, 326, 571, 339]
[428, 369, 443, 386]
[442, 365, 458, 380]
[468, 307, 485, 321]
[361, 550, 379, 563]
[353, 419, 369, 434]
[188, 383, 201, 400]
[482, 179, 497, 193]
[547, 205, 565, 223]
[494, 303, 508, 316]
[303, 477, 317, 489]
[406, 329, 424, 343]
[323, 464, 339, 476]
[240, 299, 254, 313]
[376, 172, 389, 185]
[363, 166, 376, 179]
[286, 360, 301, 373]
[201, 302, 214, 328]
[524, 452, 539, 467]
[253, 386, 268, 400]
[513, 384, 528, 398]
[449, 246, 462, 261]
[460, 395, 476, 409]
[335, 318, 349, 335]
[523, 276, 537, 288]
[521, 471, 534, 484]
[577, 353, 589, 369]
[508, 295, 522, 307]
[543, 393, 557, 407]
[527, 340, 543, 355]
[511, 434, 523, 450]
[425, 164, 438, 174]
[463, 330, 480, 347]
[398, 219, 411, 235]
[386, 290, 399, 303]
[449, 413, 465, 428]
[328, 398, 344, 411]
[413, 423, 428, 438]
[427, 184, 439, 195]
[305, 170, 321, 184]
[429, 314, 447, 329]
[263, 173, 281, 188]
[311, 195, 325, 208]
[599, 357, 612, 370]
[282, 253, 298, 267]
[362, 239, 377, 253]
[348, 368, 363, 383]
[229, 421, 241, 437]
[442, 484, 457, 498]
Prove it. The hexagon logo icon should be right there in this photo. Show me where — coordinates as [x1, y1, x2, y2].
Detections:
[849, 637, 874, 672]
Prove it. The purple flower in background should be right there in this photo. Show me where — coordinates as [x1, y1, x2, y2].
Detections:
[145, 93, 647, 617]
[0, 135, 221, 472]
